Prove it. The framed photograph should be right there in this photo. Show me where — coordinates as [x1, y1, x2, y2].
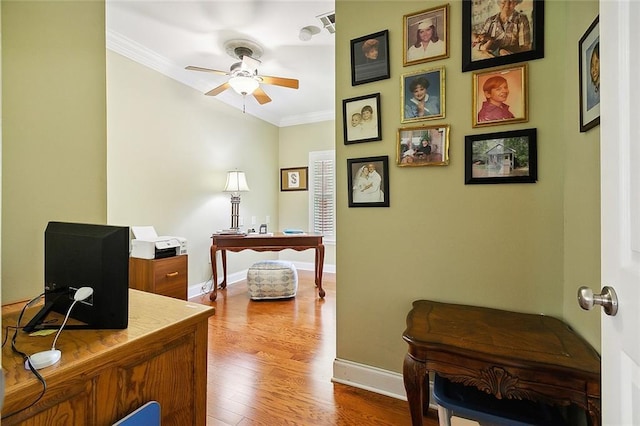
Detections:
[462, 0, 545, 72]
[403, 5, 450, 66]
[472, 64, 527, 128]
[351, 30, 391, 86]
[401, 67, 445, 124]
[397, 125, 450, 167]
[465, 128, 537, 184]
[347, 156, 390, 207]
[280, 167, 308, 191]
[343, 93, 382, 145]
[579, 16, 600, 132]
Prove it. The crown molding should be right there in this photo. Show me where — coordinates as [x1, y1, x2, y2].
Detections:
[106, 29, 329, 127]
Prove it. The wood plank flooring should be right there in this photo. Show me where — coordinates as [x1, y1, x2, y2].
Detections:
[190, 270, 439, 425]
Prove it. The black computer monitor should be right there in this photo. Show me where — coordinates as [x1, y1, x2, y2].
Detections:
[23, 221, 130, 332]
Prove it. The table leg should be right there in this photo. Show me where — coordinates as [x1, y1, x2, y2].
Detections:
[209, 245, 218, 301]
[587, 397, 601, 426]
[220, 249, 227, 289]
[316, 244, 325, 298]
[403, 352, 428, 426]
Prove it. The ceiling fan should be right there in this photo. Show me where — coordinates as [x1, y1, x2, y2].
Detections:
[185, 39, 299, 105]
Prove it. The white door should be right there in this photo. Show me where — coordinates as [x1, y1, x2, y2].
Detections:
[599, 1, 640, 424]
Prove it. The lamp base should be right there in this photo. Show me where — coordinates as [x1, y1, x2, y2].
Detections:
[229, 195, 242, 230]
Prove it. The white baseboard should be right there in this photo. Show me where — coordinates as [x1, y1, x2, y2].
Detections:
[188, 261, 335, 299]
[332, 358, 407, 401]
[332, 358, 437, 410]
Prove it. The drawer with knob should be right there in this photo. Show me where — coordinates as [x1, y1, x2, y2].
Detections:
[129, 255, 188, 300]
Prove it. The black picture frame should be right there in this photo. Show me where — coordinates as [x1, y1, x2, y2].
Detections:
[465, 128, 537, 184]
[342, 93, 382, 145]
[280, 167, 308, 191]
[351, 30, 390, 86]
[579, 16, 600, 132]
[462, 0, 545, 72]
[347, 156, 390, 207]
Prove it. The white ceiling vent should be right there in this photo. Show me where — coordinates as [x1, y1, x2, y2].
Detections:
[317, 11, 335, 34]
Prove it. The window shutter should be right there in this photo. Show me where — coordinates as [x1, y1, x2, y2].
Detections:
[308, 150, 335, 241]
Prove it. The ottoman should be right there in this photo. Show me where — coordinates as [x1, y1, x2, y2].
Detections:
[247, 260, 298, 300]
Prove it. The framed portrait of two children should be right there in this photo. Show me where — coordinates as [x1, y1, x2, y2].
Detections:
[342, 93, 382, 144]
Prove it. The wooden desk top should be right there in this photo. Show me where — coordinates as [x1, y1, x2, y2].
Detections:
[402, 300, 601, 426]
[3, 289, 215, 395]
[211, 232, 323, 248]
[404, 300, 601, 377]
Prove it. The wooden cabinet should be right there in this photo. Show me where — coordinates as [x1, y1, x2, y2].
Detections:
[2, 289, 214, 425]
[129, 255, 188, 300]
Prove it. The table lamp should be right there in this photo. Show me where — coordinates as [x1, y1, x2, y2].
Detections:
[223, 170, 250, 231]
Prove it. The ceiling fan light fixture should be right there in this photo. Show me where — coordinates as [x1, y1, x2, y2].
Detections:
[228, 76, 259, 96]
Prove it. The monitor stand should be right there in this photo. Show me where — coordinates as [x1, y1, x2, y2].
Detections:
[22, 296, 90, 332]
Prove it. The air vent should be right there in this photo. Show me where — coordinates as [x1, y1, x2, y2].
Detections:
[317, 11, 336, 34]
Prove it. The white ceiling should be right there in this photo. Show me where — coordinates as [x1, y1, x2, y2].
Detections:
[106, 1, 336, 127]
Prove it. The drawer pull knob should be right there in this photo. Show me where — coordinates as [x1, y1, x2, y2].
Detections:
[166, 272, 179, 278]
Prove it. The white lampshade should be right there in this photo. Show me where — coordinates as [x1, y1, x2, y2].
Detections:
[228, 76, 259, 96]
[224, 171, 250, 193]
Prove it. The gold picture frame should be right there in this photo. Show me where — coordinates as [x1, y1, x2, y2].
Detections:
[403, 4, 450, 66]
[397, 125, 450, 167]
[280, 167, 308, 191]
[472, 63, 528, 128]
[401, 67, 445, 124]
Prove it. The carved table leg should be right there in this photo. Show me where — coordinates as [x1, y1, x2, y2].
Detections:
[316, 244, 325, 298]
[587, 397, 601, 426]
[403, 352, 428, 426]
[209, 245, 218, 301]
[220, 249, 227, 289]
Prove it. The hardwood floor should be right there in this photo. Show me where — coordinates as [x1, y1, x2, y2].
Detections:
[190, 270, 439, 425]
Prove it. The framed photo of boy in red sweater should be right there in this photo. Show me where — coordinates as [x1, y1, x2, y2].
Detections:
[472, 63, 528, 128]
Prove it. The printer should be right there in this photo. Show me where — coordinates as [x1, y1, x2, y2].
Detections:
[131, 226, 188, 260]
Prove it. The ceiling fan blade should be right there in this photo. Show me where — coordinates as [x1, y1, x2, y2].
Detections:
[185, 65, 229, 76]
[260, 75, 299, 90]
[253, 87, 272, 105]
[205, 82, 230, 96]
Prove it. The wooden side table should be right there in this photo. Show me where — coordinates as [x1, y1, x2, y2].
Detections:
[129, 255, 188, 300]
[403, 300, 601, 426]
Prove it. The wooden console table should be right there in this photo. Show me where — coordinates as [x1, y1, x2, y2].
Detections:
[210, 233, 324, 301]
[403, 300, 601, 426]
[2, 289, 214, 425]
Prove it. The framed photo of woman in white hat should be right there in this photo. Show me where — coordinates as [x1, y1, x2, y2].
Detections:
[403, 4, 450, 66]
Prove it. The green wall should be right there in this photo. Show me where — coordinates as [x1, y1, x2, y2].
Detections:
[335, 0, 601, 374]
[2, 1, 107, 303]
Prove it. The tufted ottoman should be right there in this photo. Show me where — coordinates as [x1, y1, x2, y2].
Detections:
[247, 260, 298, 300]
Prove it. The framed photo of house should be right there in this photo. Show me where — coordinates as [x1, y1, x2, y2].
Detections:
[280, 167, 308, 191]
[343, 93, 382, 144]
[397, 125, 450, 167]
[579, 16, 600, 132]
[401, 67, 445, 124]
[472, 64, 527, 128]
[462, 0, 545, 72]
[351, 30, 390, 86]
[464, 128, 537, 184]
[347, 156, 390, 207]
[403, 4, 450, 66]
